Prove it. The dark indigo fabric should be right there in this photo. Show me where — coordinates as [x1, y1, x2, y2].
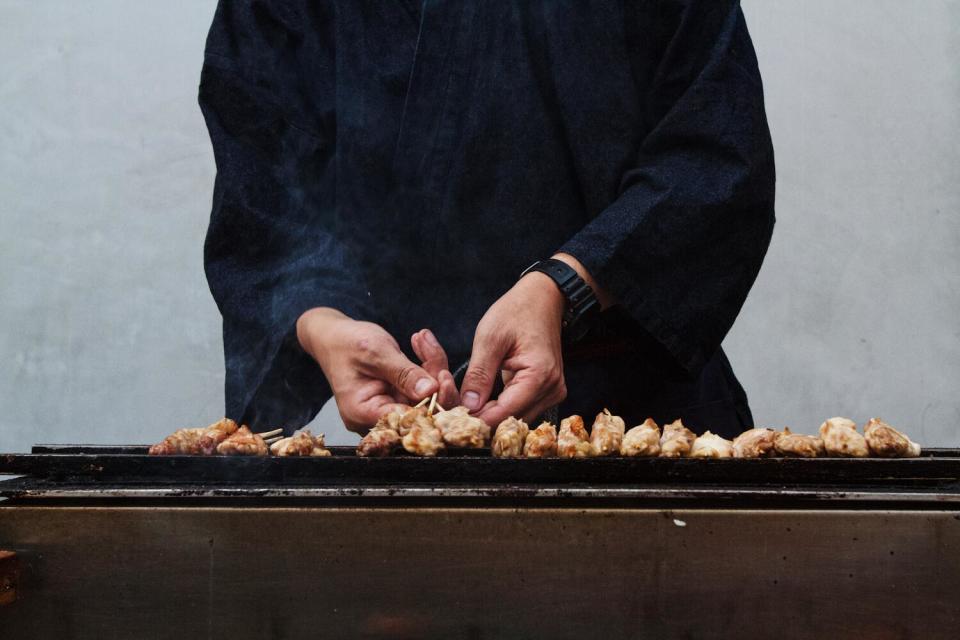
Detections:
[200, 0, 775, 438]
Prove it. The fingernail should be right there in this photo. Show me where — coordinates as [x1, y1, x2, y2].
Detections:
[424, 329, 440, 348]
[414, 378, 432, 396]
[463, 391, 480, 410]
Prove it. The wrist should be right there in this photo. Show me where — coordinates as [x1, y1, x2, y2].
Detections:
[296, 307, 350, 364]
[518, 271, 567, 323]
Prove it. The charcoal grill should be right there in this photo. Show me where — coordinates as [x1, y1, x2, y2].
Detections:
[1, 444, 959, 638]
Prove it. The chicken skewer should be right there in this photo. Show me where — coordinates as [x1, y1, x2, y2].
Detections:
[659, 419, 696, 458]
[216, 425, 269, 456]
[269, 430, 332, 457]
[524, 422, 558, 458]
[732, 427, 777, 458]
[774, 427, 824, 458]
[863, 418, 921, 458]
[621, 418, 661, 457]
[492, 417, 530, 458]
[690, 430, 735, 458]
[557, 415, 595, 458]
[819, 417, 870, 458]
[148, 427, 207, 456]
[434, 406, 491, 448]
[590, 409, 625, 456]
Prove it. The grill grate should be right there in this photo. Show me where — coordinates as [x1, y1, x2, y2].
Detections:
[1, 445, 958, 488]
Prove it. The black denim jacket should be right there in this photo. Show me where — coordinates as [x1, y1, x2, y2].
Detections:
[200, 0, 775, 436]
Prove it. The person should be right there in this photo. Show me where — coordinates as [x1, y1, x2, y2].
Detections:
[199, 0, 775, 439]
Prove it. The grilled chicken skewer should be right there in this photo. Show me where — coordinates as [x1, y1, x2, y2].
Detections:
[216, 425, 269, 456]
[819, 417, 869, 458]
[732, 427, 777, 458]
[357, 425, 402, 457]
[621, 418, 661, 457]
[524, 422, 558, 458]
[590, 409, 625, 456]
[774, 427, 824, 458]
[659, 419, 696, 458]
[148, 427, 205, 456]
[863, 418, 921, 457]
[557, 415, 595, 458]
[149, 418, 239, 456]
[434, 406, 491, 449]
[492, 417, 530, 458]
[690, 431, 735, 458]
[269, 430, 332, 457]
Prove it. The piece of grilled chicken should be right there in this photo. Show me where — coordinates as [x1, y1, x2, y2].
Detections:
[620, 418, 661, 457]
[269, 430, 331, 457]
[434, 406, 491, 449]
[774, 427, 824, 458]
[732, 427, 777, 458]
[148, 418, 239, 456]
[690, 431, 735, 458]
[819, 417, 869, 458]
[863, 418, 921, 457]
[148, 427, 205, 456]
[374, 409, 405, 433]
[590, 409, 625, 456]
[216, 425, 269, 456]
[524, 422, 558, 458]
[401, 410, 445, 457]
[659, 419, 696, 458]
[357, 426, 402, 457]
[198, 418, 239, 455]
[397, 406, 435, 437]
[557, 415, 595, 458]
[492, 417, 530, 458]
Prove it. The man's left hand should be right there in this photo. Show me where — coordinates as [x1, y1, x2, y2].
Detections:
[459, 272, 567, 426]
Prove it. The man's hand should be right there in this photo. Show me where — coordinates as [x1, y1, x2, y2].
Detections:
[297, 308, 439, 432]
[459, 272, 567, 427]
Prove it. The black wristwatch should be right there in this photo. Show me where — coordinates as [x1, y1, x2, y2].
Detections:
[521, 258, 600, 343]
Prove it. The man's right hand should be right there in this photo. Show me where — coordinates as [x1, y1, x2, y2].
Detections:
[296, 307, 439, 433]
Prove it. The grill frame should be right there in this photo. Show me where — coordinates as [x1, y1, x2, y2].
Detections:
[2, 445, 959, 507]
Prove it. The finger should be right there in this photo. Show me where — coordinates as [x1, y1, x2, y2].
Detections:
[364, 345, 438, 402]
[341, 380, 410, 433]
[412, 330, 459, 408]
[460, 330, 509, 413]
[437, 369, 460, 409]
[411, 329, 450, 377]
[476, 368, 566, 427]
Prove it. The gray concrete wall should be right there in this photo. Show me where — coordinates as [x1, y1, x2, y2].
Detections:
[0, 0, 957, 452]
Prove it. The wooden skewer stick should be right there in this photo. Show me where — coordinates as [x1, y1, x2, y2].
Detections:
[435, 403, 446, 413]
[414, 397, 430, 409]
[256, 428, 283, 439]
[428, 392, 438, 415]
[263, 436, 283, 445]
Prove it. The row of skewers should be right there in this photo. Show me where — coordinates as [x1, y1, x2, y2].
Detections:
[148, 419, 331, 457]
[148, 394, 922, 460]
[356, 394, 923, 459]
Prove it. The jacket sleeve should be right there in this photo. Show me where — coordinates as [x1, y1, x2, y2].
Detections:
[559, 0, 775, 374]
[199, 1, 374, 429]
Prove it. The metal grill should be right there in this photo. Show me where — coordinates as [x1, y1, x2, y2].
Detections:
[2, 445, 959, 506]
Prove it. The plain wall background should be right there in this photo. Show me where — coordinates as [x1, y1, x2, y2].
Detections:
[1, 0, 957, 452]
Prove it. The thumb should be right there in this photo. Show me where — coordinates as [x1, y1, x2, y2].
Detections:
[369, 348, 439, 402]
[460, 331, 508, 413]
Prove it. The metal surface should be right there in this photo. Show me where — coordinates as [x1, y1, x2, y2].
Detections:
[0, 550, 18, 606]
[0, 506, 958, 639]
[2, 478, 960, 508]
[2, 446, 959, 489]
